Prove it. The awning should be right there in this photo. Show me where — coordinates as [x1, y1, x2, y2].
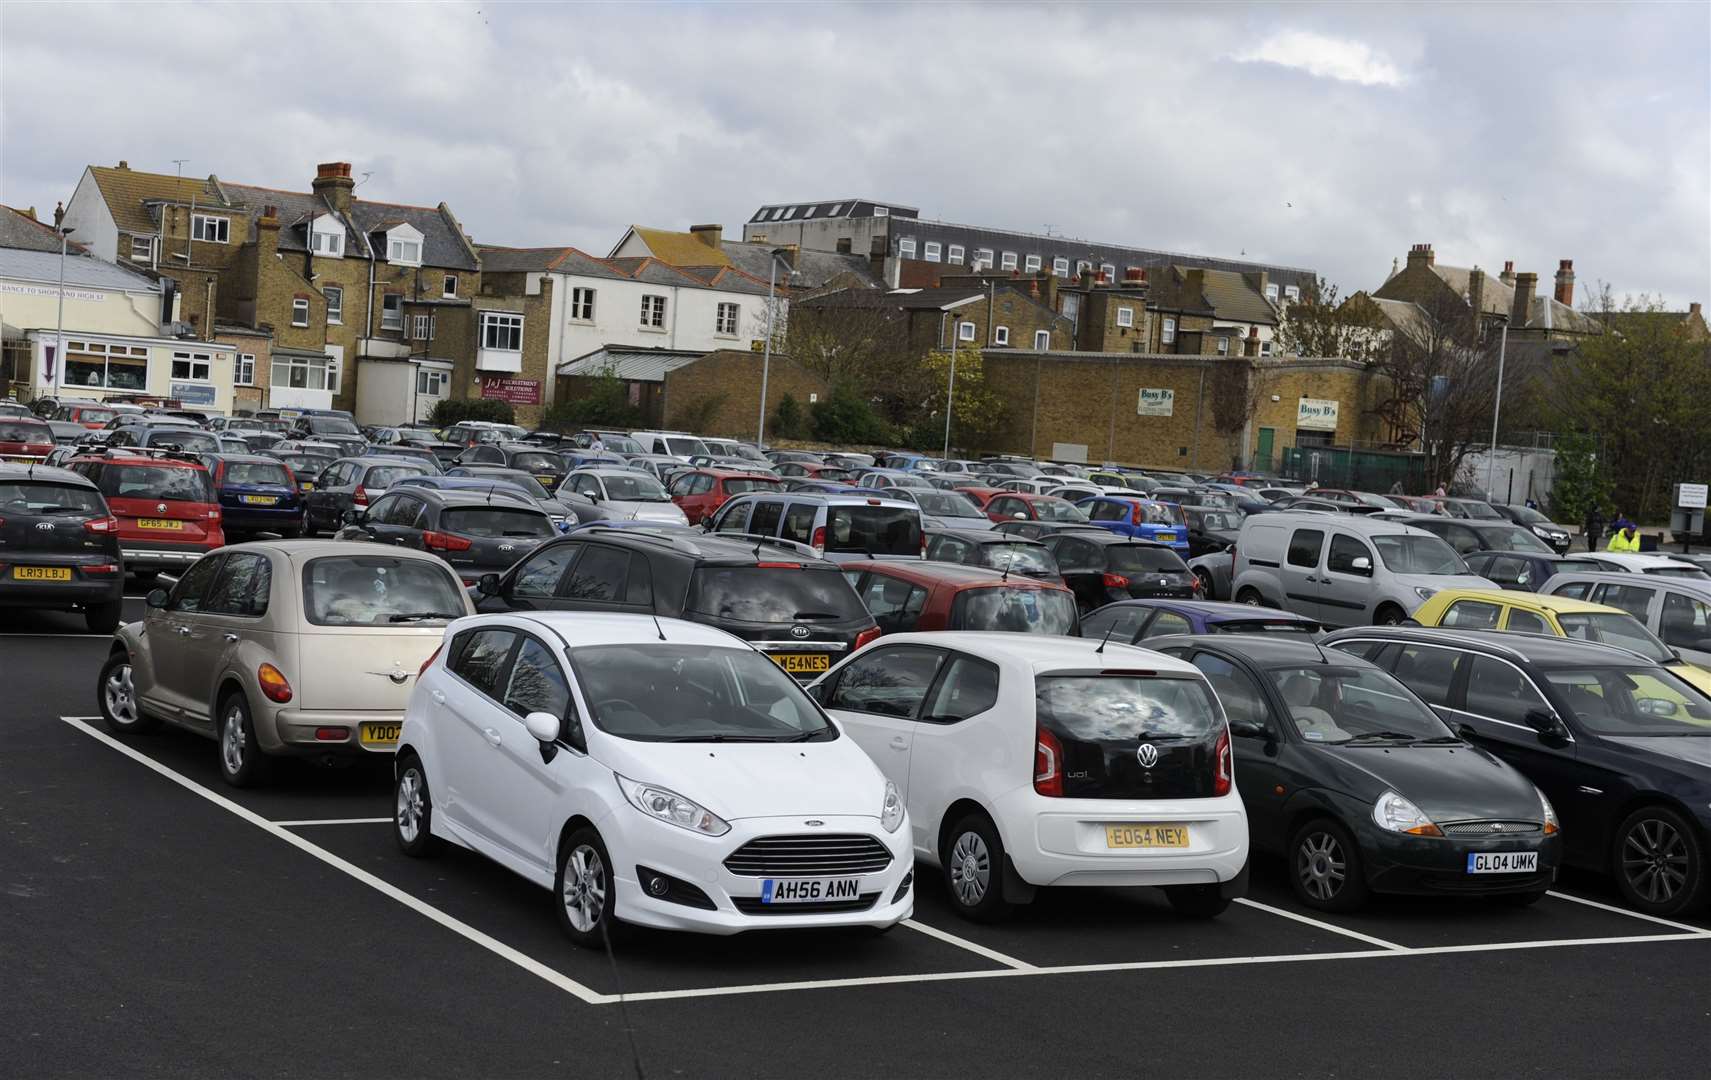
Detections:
[556, 345, 708, 383]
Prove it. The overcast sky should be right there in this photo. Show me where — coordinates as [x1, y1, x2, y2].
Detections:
[3, 2, 1706, 305]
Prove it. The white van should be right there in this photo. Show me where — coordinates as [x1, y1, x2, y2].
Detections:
[1232, 511, 1495, 626]
[630, 430, 711, 461]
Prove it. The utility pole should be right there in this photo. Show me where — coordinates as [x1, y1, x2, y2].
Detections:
[51, 226, 75, 399]
[1485, 323, 1508, 500]
[755, 249, 789, 446]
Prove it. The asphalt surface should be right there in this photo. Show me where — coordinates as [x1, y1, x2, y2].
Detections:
[4, 593, 1711, 1079]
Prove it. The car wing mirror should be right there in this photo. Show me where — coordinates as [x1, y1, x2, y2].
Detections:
[476, 573, 502, 598]
[1350, 556, 1372, 571]
[524, 710, 562, 743]
[145, 588, 170, 609]
[1455, 722, 1479, 742]
[1229, 719, 1271, 740]
[1523, 708, 1570, 741]
[342, 507, 366, 525]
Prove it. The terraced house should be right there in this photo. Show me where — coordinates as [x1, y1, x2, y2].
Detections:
[60, 160, 526, 424]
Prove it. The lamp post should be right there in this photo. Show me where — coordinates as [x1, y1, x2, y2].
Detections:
[755, 247, 792, 447]
[51, 226, 75, 400]
[1485, 323, 1508, 501]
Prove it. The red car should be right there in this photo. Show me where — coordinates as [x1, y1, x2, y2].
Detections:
[66, 450, 225, 578]
[52, 402, 129, 430]
[951, 485, 1005, 509]
[984, 491, 1088, 526]
[0, 416, 55, 463]
[668, 469, 786, 525]
[841, 560, 1078, 636]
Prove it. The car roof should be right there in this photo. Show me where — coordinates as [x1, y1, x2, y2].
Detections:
[726, 490, 917, 508]
[0, 462, 96, 486]
[1422, 588, 1614, 614]
[1145, 632, 1372, 667]
[1585, 552, 1694, 569]
[1064, 530, 1170, 546]
[203, 453, 284, 466]
[847, 560, 1067, 589]
[930, 527, 1042, 545]
[230, 539, 451, 565]
[1546, 572, 1711, 597]
[1098, 599, 1317, 622]
[409, 487, 537, 508]
[1245, 510, 1439, 538]
[1396, 514, 1525, 532]
[468, 611, 737, 650]
[873, 631, 1200, 675]
[72, 451, 205, 469]
[550, 528, 840, 567]
[1320, 625, 1654, 667]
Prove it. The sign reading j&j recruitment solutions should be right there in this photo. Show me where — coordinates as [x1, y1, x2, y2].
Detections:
[1137, 388, 1175, 416]
[1296, 397, 1340, 431]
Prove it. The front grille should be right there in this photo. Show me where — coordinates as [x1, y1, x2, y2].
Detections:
[732, 893, 879, 915]
[723, 834, 893, 878]
[1440, 821, 1541, 837]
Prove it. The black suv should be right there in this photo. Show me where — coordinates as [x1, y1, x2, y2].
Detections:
[924, 528, 1060, 580]
[474, 528, 880, 680]
[453, 442, 569, 492]
[1321, 625, 1711, 916]
[1040, 530, 1198, 611]
[0, 463, 125, 631]
[335, 485, 556, 585]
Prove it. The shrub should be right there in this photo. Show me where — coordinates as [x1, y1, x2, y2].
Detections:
[542, 368, 644, 431]
[669, 392, 728, 436]
[428, 397, 514, 428]
[770, 393, 809, 440]
[810, 386, 892, 445]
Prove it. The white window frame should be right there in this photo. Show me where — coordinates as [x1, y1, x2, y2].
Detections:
[1025, 254, 1042, 273]
[480, 310, 524, 352]
[170, 350, 213, 382]
[898, 238, 917, 259]
[640, 294, 667, 329]
[388, 237, 422, 266]
[1265, 283, 1280, 302]
[191, 214, 229, 243]
[974, 249, 994, 270]
[381, 293, 403, 331]
[1217, 337, 1230, 356]
[873, 206, 889, 217]
[1000, 252, 1018, 271]
[1117, 306, 1135, 328]
[443, 275, 458, 298]
[411, 313, 436, 341]
[1284, 285, 1301, 301]
[326, 354, 341, 394]
[1099, 263, 1115, 282]
[994, 325, 1010, 346]
[1033, 329, 1051, 350]
[947, 244, 966, 265]
[570, 287, 596, 321]
[1051, 257, 1069, 277]
[271, 355, 333, 392]
[957, 321, 977, 342]
[291, 297, 310, 327]
[235, 353, 256, 386]
[1162, 318, 1177, 345]
[923, 241, 942, 263]
[129, 234, 154, 261]
[416, 368, 448, 395]
[1261, 341, 1273, 356]
[323, 286, 342, 325]
[716, 302, 740, 336]
[311, 230, 344, 256]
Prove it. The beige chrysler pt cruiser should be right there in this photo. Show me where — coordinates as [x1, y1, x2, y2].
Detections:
[97, 540, 475, 786]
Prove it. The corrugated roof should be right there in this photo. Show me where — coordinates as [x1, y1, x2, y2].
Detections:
[557, 345, 709, 382]
[0, 247, 161, 292]
[626, 226, 732, 268]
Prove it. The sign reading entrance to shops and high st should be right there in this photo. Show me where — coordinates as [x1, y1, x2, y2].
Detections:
[478, 376, 541, 405]
[1137, 387, 1175, 416]
[1297, 398, 1340, 431]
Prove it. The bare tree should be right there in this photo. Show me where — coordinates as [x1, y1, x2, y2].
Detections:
[783, 299, 908, 389]
[1275, 276, 1385, 361]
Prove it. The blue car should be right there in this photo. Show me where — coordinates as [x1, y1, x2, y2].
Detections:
[1079, 598, 1322, 642]
[202, 453, 305, 537]
[1076, 495, 1190, 553]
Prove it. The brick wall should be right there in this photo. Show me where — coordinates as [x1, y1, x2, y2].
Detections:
[661, 350, 830, 438]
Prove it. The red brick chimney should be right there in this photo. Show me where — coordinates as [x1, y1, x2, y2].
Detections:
[1691, 302, 1703, 318]
[311, 162, 354, 214]
[1554, 259, 1574, 306]
[1243, 326, 1260, 358]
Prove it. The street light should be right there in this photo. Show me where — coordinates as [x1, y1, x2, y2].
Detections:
[1485, 323, 1508, 501]
[755, 247, 796, 447]
[51, 226, 75, 400]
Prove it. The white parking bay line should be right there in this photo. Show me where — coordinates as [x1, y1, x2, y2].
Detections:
[1234, 897, 1408, 951]
[60, 716, 614, 1006]
[900, 919, 1036, 969]
[1546, 890, 1711, 936]
[276, 818, 394, 827]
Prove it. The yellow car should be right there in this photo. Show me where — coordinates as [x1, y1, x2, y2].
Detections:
[1411, 589, 1711, 697]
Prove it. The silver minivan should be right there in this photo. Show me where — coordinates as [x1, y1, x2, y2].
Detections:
[628, 430, 710, 462]
[1232, 511, 1496, 626]
[1540, 574, 1711, 668]
[706, 491, 924, 564]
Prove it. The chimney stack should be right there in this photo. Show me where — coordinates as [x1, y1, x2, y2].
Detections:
[1499, 260, 1515, 286]
[1511, 272, 1538, 328]
[1123, 267, 1144, 283]
[1554, 259, 1575, 306]
[1691, 302, 1703, 318]
[116, 160, 129, 170]
[1406, 243, 1435, 271]
[689, 223, 723, 251]
[52, 202, 65, 228]
[1244, 326, 1260, 358]
[311, 162, 355, 214]
[1467, 267, 1486, 326]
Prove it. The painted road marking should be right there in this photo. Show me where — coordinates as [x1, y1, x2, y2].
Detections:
[276, 817, 394, 827]
[1235, 897, 1407, 951]
[900, 919, 1036, 970]
[1546, 889, 1711, 936]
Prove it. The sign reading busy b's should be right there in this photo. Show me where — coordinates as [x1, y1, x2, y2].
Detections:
[1137, 388, 1175, 416]
[1297, 398, 1339, 431]
[479, 376, 541, 405]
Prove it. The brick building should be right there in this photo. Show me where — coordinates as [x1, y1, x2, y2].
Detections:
[1367, 243, 1603, 344]
[792, 282, 1074, 358]
[660, 349, 831, 439]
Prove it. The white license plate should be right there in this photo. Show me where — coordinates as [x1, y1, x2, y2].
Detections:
[760, 876, 861, 904]
[1467, 851, 1538, 874]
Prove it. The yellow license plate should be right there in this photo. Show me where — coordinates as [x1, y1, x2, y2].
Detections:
[301, 483, 315, 491]
[1154, 533, 1176, 542]
[770, 653, 831, 674]
[137, 518, 184, 530]
[241, 495, 279, 505]
[1105, 824, 1189, 849]
[13, 566, 72, 581]
[536, 475, 558, 486]
[359, 722, 401, 747]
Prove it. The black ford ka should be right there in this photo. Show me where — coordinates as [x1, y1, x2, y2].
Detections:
[1146, 634, 1563, 911]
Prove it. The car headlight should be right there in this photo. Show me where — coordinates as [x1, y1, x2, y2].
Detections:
[616, 775, 730, 836]
[1537, 788, 1560, 836]
[1373, 790, 1442, 836]
[1413, 586, 1438, 602]
[880, 780, 904, 833]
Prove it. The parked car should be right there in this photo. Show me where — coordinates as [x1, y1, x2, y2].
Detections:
[1188, 549, 1235, 601]
[561, 468, 688, 525]
[1421, 496, 1507, 521]
[0, 463, 124, 631]
[65, 450, 224, 578]
[774, 462, 857, 484]
[1569, 553, 1711, 579]
[97, 542, 474, 786]
[841, 560, 1078, 635]
[809, 632, 1247, 920]
[1231, 511, 1494, 626]
[408, 472, 589, 531]
[262, 452, 329, 495]
[983, 492, 1087, 527]
[302, 457, 432, 535]
[924, 529, 1060, 580]
[474, 528, 878, 681]
[628, 430, 711, 461]
[454, 443, 570, 491]
[1080, 599, 1321, 643]
[1541, 574, 1711, 675]
[336, 486, 556, 585]
[1182, 506, 1242, 558]
[667, 469, 785, 526]
[289, 412, 363, 441]
[890, 488, 995, 531]
[0, 416, 56, 464]
[1078, 495, 1189, 553]
[951, 485, 1006, 509]
[1491, 504, 1574, 553]
[102, 422, 221, 456]
[364, 445, 445, 474]
[1145, 634, 1562, 910]
[1038, 530, 1198, 611]
[1151, 486, 1237, 512]
[992, 520, 1111, 542]
[708, 491, 924, 564]
[51, 401, 131, 429]
[1392, 514, 1557, 558]
[857, 469, 934, 491]
[201, 454, 304, 538]
[1461, 551, 1608, 592]
[1321, 627, 1711, 915]
[368, 425, 443, 447]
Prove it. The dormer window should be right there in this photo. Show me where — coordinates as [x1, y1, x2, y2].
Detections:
[309, 215, 345, 257]
[381, 222, 425, 267]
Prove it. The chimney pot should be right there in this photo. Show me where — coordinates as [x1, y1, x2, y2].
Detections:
[1124, 267, 1144, 282]
[117, 160, 129, 170]
[1406, 243, 1436, 270]
[311, 162, 355, 214]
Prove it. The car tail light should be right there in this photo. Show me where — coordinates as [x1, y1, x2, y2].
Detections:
[257, 663, 293, 703]
[214, 462, 227, 483]
[921, 533, 929, 556]
[83, 515, 118, 534]
[755, 561, 801, 569]
[419, 643, 443, 676]
[1102, 572, 1130, 588]
[1034, 726, 1063, 797]
[314, 727, 348, 742]
[1191, 574, 1204, 594]
[1131, 503, 1142, 525]
[854, 626, 881, 650]
[84, 562, 120, 575]
[424, 530, 472, 552]
[810, 525, 826, 555]
[1213, 728, 1232, 796]
[353, 487, 370, 507]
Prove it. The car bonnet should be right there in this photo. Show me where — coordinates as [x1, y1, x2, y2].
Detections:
[595, 735, 884, 820]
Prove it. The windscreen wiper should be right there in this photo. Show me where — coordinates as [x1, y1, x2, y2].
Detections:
[387, 611, 461, 622]
[660, 734, 776, 742]
[1344, 730, 1419, 743]
[792, 611, 842, 620]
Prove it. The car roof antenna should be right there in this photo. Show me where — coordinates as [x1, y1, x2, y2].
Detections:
[1313, 639, 1333, 665]
[652, 614, 667, 641]
[1094, 623, 1116, 655]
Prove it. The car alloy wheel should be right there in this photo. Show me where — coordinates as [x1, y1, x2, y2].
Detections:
[396, 767, 425, 845]
[949, 829, 991, 906]
[561, 843, 607, 934]
[104, 663, 137, 726]
[221, 701, 248, 777]
[1622, 817, 1690, 906]
[1297, 830, 1347, 902]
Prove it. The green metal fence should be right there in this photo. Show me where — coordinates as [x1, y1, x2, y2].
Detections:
[1280, 445, 1427, 494]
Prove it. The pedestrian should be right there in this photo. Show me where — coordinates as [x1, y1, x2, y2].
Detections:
[1583, 504, 1605, 553]
[1433, 483, 1446, 497]
[1389, 480, 1404, 495]
[589, 433, 605, 452]
[1607, 518, 1641, 552]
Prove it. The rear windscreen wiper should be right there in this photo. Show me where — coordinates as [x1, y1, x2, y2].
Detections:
[792, 611, 842, 620]
[387, 612, 461, 622]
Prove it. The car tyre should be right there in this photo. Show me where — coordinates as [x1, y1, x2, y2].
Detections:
[393, 754, 444, 858]
[1164, 883, 1230, 919]
[1290, 818, 1370, 912]
[1374, 603, 1408, 626]
[216, 690, 271, 788]
[1192, 568, 1215, 599]
[1612, 805, 1707, 917]
[941, 812, 1014, 923]
[555, 826, 625, 949]
[85, 600, 122, 634]
[97, 651, 159, 734]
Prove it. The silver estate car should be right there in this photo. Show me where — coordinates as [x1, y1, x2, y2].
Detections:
[96, 540, 475, 786]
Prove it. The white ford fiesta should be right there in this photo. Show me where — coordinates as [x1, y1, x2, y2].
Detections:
[394, 611, 913, 946]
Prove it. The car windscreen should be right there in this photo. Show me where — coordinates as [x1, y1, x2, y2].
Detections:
[221, 462, 292, 486]
[827, 506, 922, 555]
[306, 416, 361, 436]
[1031, 497, 1086, 522]
[569, 643, 834, 742]
[1507, 504, 1549, 525]
[1193, 510, 1241, 531]
[1036, 674, 1222, 739]
[1458, 501, 1505, 520]
[277, 455, 323, 477]
[0, 421, 52, 443]
[952, 586, 1077, 634]
[75, 409, 119, 425]
[1373, 534, 1467, 574]
[146, 430, 219, 453]
[723, 477, 783, 495]
[301, 555, 466, 626]
[1266, 664, 1453, 744]
[974, 543, 1058, 576]
[100, 465, 214, 503]
[510, 452, 563, 473]
[687, 566, 869, 624]
[361, 465, 429, 490]
[665, 437, 710, 458]
[914, 491, 984, 517]
[601, 473, 670, 501]
[1544, 666, 1711, 735]
[1557, 612, 1673, 662]
[1486, 525, 1555, 553]
[1106, 545, 1189, 573]
[439, 507, 555, 538]
[0, 481, 105, 516]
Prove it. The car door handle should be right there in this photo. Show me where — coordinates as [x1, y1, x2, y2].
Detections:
[430, 690, 446, 704]
[482, 727, 503, 748]
[223, 633, 239, 642]
[176, 626, 192, 636]
[889, 736, 908, 750]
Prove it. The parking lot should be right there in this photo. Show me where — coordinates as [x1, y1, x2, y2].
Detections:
[6, 595, 1711, 1078]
